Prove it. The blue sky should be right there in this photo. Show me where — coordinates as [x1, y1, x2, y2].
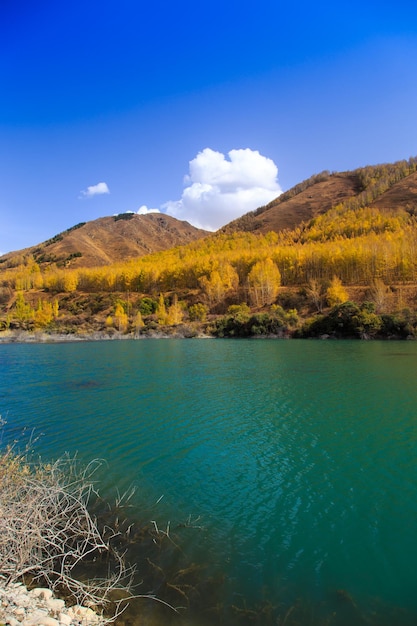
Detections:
[1, 0, 417, 254]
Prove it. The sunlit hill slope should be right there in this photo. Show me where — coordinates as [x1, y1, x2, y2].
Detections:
[2, 157, 417, 338]
[1, 212, 208, 269]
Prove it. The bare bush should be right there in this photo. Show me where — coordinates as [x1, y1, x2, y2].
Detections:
[0, 435, 133, 616]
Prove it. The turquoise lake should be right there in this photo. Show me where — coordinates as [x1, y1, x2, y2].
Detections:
[1, 338, 417, 625]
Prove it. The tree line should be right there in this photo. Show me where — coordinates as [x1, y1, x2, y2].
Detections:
[2, 215, 417, 299]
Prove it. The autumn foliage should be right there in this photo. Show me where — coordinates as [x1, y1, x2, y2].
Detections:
[2, 157, 417, 336]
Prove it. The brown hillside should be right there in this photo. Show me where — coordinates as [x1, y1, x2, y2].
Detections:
[3, 159, 417, 273]
[370, 170, 417, 214]
[2, 213, 208, 269]
[221, 172, 363, 234]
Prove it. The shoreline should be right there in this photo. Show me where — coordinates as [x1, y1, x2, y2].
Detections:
[0, 329, 412, 343]
[0, 329, 214, 344]
[0, 323, 413, 344]
[0, 580, 105, 626]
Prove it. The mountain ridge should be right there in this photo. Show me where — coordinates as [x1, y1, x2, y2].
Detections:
[2, 157, 417, 271]
[221, 159, 417, 235]
[1, 213, 208, 269]
[2, 157, 417, 339]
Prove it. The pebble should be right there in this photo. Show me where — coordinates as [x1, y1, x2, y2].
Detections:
[0, 582, 106, 625]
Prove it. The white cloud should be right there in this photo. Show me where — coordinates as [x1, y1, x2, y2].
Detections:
[162, 148, 281, 230]
[80, 182, 110, 198]
[137, 205, 160, 215]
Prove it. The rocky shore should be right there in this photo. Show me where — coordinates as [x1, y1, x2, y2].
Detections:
[0, 330, 117, 343]
[0, 329, 212, 343]
[0, 581, 105, 626]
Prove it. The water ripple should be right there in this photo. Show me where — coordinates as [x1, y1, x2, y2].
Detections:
[2, 340, 417, 623]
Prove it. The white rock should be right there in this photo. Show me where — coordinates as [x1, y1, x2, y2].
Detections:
[59, 612, 72, 625]
[40, 617, 61, 626]
[29, 607, 49, 616]
[46, 598, 66, 614]
[23, 617, 60, 626]
[23, 608, 49, 624]
[67, 605, 101, 624]
[14, 606, 27, 619]
[30, 587, 54, 601]
[0, 583, 104, 626]
[15, 593, 32, 608]
[67, 605, 81, 619]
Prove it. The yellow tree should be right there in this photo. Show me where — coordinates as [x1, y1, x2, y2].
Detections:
[157, 293, 169, 325]
[33, 300, 54, 328]
[134, 311, 145, 334]
[113, 302, 128, 332]
[44, 270, 78, 293]
[248, 258, 281, 306]
[14, 292, 34, 324]
[105, 315, 114, 328]
[199, 270, 224, 305]
[369, 278, 389, 313]
[13, 261, 43, 290]
[326, 276, 348, 307]
[305, 278, 325, 312]
[61, 270, 79, 293]
[199, 262, 239, 306]
[167, 294, 183, 326]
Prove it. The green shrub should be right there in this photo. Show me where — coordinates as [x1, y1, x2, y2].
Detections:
[212, 311, 287, 338]
[380, 314, 413, 338]
[139, 297, 158, 316]
[188, 303, 208, 322]
[298, 301, 388, 338]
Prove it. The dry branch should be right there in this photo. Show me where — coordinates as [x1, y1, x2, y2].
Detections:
[0, 439, 133, 615]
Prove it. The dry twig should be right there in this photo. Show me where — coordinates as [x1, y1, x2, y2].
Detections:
[0, 442, 133, 615]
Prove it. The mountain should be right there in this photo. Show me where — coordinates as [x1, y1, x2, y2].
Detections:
[2, 158, 417, 339]
[221, 171, 361, 234]
[369, 170, 417, 214]
[221, 160, 417, 235]
[1, 213, 208, 269]
[3, 158, 417, 272]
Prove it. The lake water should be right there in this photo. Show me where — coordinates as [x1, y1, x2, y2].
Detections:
[1, 338, 417, 625]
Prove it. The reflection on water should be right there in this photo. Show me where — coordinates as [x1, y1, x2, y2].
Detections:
[1, 339, 417, 625]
